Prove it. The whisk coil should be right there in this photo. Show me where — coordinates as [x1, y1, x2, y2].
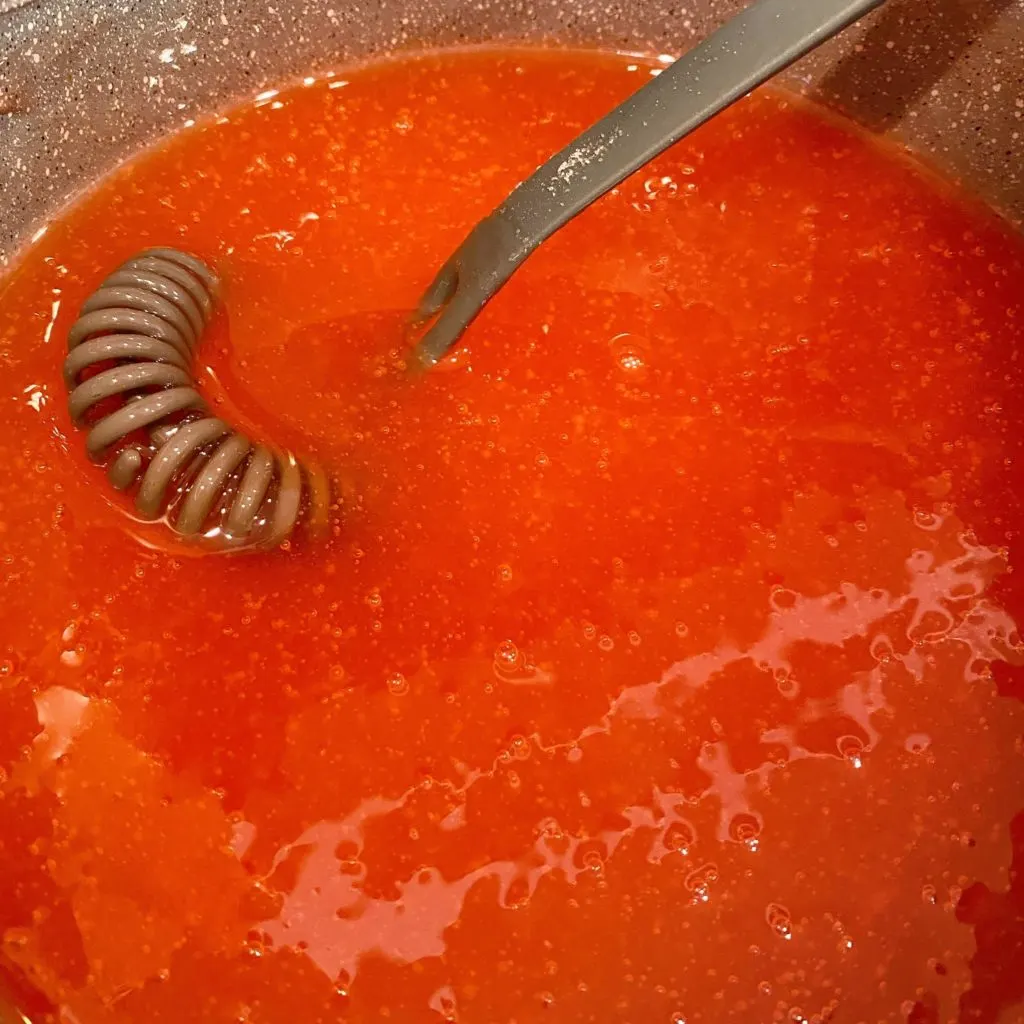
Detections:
[63, 247, 328, 550]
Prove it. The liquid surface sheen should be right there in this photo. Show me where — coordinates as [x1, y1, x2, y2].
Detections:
[1, 47, 1024, 1024]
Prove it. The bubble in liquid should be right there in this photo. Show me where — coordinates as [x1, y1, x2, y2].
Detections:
[580, 847, 604, 873]
[510, 734, 532, 760]
[765, 903, 793, 940]
[665, 821, 696, 854]
[685, 862, 719, 903]
[870, 634, 895, 663]
[776, 674, 800, 699]
[493, 639, 524, 678]
[386, 672, 409, 696]
[618, 347, 645, 372]
[905, 732, 931, 754]
[640, 174, 679, 205]
[837, 735, 865, 768]
[495, 639, 519, 662]
[729, 813, 762, 850]
[769, 586, 798, 612]
[609, 333, 649, 374]
[913, 508, 943, 531]
[598, 635, 615, 652]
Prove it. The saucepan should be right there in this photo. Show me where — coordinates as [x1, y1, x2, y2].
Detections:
[0, 0, 1021, 1020]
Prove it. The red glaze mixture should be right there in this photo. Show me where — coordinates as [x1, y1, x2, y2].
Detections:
[1, 47, 1023, 1024]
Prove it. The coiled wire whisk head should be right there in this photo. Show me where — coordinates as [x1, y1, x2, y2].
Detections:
[63, 247, 330, 551]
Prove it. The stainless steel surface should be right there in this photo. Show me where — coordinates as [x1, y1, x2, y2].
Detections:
[0, 0, 1021, 272]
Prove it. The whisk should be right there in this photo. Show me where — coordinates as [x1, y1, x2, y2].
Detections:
[63, 247, 330, 552]
[411, 0, 885, 364]
[60, 0, 882, 551]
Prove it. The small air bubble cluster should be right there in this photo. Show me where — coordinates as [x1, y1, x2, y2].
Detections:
[609, 333, 649, 375]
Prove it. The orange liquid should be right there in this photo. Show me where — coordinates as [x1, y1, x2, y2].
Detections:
[1, 47, 1024, 1024]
